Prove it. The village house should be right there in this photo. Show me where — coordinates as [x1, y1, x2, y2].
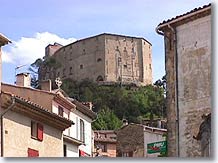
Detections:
[2, 75, 97, 157]
[156, 4, 211, 157]
[1, 91, 73, 157]
[116, 123, 166, 157]
[93, 130, 117, 157]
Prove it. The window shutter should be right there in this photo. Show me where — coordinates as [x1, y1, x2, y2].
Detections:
[28, 148, 39, 157]
[37, 123, 43, 141]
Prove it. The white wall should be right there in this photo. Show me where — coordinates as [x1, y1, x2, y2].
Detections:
[144, 130, 166, 157]
[65, 142, 79, 157]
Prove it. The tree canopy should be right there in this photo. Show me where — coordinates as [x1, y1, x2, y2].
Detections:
[61, 78, 166, 129]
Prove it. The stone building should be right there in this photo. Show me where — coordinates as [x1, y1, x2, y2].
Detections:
[116, 123, 166, 157]
[39, 33, 152, 86]
[156, 4, 211, 157]
[93, 130, 117, 157]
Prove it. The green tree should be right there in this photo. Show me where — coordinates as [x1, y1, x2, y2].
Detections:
[92, 107, 122, 130]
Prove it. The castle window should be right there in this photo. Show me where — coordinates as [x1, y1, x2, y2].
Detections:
[149, 64, 152, 69]
[82, 49, 86, 55]
[69, 67, 73, 75]
[97, 58, 102, 62]
[63, 68, 66, 77]
[124, 64, 127, 68]
[70, 52, 73, 60]
[124, 47, 127, 52]
[96, 76, 104, 82]
[80, 65, 83, 69]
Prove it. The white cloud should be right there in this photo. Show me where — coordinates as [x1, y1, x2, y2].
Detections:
[2, 32, 76, 65]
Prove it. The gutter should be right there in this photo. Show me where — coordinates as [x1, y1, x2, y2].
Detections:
[1, 96, 16, 157]
[156, 24, 180, 157]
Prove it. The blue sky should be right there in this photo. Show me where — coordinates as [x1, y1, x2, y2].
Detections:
[0, 0, 212, 84]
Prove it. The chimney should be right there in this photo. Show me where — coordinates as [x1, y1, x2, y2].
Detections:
[16, 73, 31, 87]
[40, 80, 52, 92]
[122, 119, 128, 126]
[82, 102, 93, 110]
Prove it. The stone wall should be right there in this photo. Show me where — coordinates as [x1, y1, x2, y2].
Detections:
[164, 14, 211, 157]
[116, 124, 144, 157]
[176, 15, 211, 157]
[39, 34, 152, 86]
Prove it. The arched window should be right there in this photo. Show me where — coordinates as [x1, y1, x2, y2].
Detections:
[96, 75, 104, 82]
[97, 58, 102, 62]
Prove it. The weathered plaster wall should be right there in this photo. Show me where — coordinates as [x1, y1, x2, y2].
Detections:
[176, 15, 211, 157]
[3, 110, 63, 157]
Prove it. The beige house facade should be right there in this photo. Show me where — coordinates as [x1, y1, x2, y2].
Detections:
[156, 4, 211, 157]
[2, 75, 97, 157]
[39, 33, 152, 86]
[1, 91, 72, 157]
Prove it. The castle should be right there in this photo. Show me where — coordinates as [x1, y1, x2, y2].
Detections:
[39, 33, 152, 86]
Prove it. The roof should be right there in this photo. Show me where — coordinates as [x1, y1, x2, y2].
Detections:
[0, 33, 11, 46]
[2, 82, 96, 120]
[156, 3, 211, 31]
[2, 82, 76, 111]
[54, 33, 152, 55]
[1, 91, 74, 130]
[68, 98, 97, 120]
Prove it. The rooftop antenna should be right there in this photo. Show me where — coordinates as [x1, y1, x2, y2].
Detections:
[15, 64, 28, 83]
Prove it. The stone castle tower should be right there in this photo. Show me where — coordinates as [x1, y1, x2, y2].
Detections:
[39, 33, 152, 86]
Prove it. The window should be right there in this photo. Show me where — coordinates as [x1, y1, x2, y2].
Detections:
[63, 68, 66, 77]
[96, 76, 104, 82]
[57, 72, 60, 77]
[97, 58, 102, 62]
[69, 67, 73, 75]
[122, 151, 133, 157]
[28, 148, 39, 157]
[124, 47, 127, 52]
[82, 49, 86, 55]
[31, 121, 43, 141]
[98, 143, 107, 152]
[149, 64, 152, 70]
[58, 106, 64, 116]
[124, 64, 127, 68]
[63, 144, 67, 157]
[80, 119, 85, 142]
[80, 65, 83, 69]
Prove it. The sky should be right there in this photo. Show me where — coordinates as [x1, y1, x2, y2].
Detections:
[0, 0, 212, 84]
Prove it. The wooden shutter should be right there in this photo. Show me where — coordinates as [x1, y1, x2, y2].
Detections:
[37, 123, 43, 141]
[28, 148, 39, 157]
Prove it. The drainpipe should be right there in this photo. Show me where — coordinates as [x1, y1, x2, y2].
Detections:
[167, 24, 180, 157]
[156, 24, 180, 157]
[1, 96, 16, 157]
